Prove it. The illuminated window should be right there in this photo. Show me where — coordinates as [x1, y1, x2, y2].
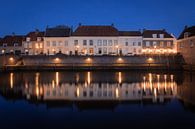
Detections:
[26, 37, 30, 42]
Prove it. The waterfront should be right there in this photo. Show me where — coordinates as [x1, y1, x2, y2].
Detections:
[0, 71, 195, 129]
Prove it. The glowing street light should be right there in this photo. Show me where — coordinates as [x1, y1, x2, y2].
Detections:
[9, 57, 14, 61]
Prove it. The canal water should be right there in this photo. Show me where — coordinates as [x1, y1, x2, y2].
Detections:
[0, 71, 195, 129]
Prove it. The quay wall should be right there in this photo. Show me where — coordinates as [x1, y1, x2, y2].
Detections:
[0, 55, 184, 71]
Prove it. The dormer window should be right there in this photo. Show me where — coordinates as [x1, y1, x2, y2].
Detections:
[159, 34, 164, 38]
[14, 43, 19, 47]
[184, 32, 189, 38]
[37, 37, 42, 42]
[26, 37, 30, 42]
[3, 43, 7, 47]
[152, 34, 157, 38]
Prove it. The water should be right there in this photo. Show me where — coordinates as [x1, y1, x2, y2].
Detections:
[0, 71, 195, 129]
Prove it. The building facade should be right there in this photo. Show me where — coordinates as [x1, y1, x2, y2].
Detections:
[43, 26, 71, 55]
[23, 30, 44, 55]
[71, 25, 142, 56]
[142, 30, 177, 54]
[0, 35, 24, 55]
[177, 26, 195, 65]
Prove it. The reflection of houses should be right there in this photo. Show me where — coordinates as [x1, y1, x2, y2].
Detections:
[23, 30, 45, 55]
[0, 35, 24, 55]
[142, 30, 176, 54]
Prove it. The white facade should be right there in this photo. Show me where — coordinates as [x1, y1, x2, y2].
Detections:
[43, 37, 70, 55]
[118, 36, 143, 55]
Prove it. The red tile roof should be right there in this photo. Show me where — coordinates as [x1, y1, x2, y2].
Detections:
[119, 31, 142, 36]
[26, 31, 45, 41]
[73, 26, 119, 36]
[143, 30, 174, 38]
[178, 26, 195, 39]
[0, 35, 25, 47]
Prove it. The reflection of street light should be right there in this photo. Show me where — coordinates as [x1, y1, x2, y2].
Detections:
[55, 58, 60, 62]
[86, 57, 91, 62]
[147, 57, 153, 63]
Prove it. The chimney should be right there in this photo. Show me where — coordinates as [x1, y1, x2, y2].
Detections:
[111, 23, 114, 27]
[79, 23, 82, 26]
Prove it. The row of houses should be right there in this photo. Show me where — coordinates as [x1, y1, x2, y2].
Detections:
[0, 24, 194, 56]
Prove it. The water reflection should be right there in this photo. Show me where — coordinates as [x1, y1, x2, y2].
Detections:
[0, 71, 182, 104]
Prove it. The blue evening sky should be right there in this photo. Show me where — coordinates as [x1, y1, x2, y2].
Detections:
[0, 0, 195, 37]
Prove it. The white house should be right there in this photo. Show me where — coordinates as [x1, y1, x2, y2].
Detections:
[71, 25, 142, 56]
[43, 26, 72, 55]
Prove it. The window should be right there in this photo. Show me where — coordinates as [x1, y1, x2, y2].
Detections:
[150, 42, 153, 47]
[40, 43, 43, 48]
[37, 37, 42, 42]
[3, 43, 7, 47]
[143, 42, 146, 47]
[146, 41, 150, 47]
[103, 47, 107, 54]
[89, 40, 93, 46]
[180, 42, 184, 48]
[167, 41, 171, 47]
[52, 41, 56, 46]
[108, 40, 112, 46]
[14, 43, 18, 47]
[159, 34, 164, 38]
[98, 48, 102, 54]
[133, 42, 136, 46]
[58, 41, 62, 46]
[83, 40, 87, 46]
[152, 34, 157, 38]
[26, 37, 30, 42]
[97, 40, 102, 46]
[125, 42, 128, 46]
[190, 40, 194, 47]
[138, 42, 141, 46]
[114, 40, 118, 46]
[103, 40, 107, 46]
[46, 41, 50, 47]
[65, 41, 68, 46]
[184, 32, 189, 38]
[160, 41, 164, 47]
[74, 40, 78, 46]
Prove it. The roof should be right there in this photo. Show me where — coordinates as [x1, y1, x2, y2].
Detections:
[0, 35, 25, 47]
[178, 26, 195, 40]
[26, 31, 44, 41]
[45, 26, 71, 37]
[119, 31, 142, 36]
[143, 30, 174, 38]
[73, 25, 119, 36]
